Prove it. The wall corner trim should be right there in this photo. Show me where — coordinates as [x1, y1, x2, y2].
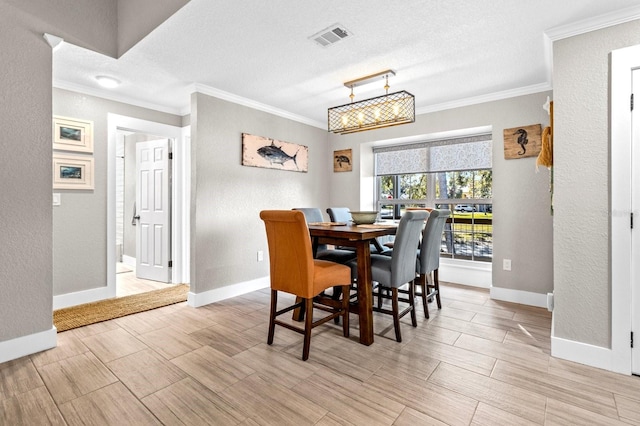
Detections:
[0, 327, 57, 364]
[187, 276, 270, 308]
[489, 286, 547, 308]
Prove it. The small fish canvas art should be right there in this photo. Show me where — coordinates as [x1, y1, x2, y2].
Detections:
[333, 149, 352, 172]
[503, 124, 542, 159]
[242, 133, 308, 172]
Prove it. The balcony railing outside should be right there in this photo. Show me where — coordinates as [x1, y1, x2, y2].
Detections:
[441, 216, 492, 262]
[378, 202, 493, 262]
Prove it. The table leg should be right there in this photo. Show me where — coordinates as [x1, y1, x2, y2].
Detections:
[356, 241, 374, 345]
[292, 296, 305, 322]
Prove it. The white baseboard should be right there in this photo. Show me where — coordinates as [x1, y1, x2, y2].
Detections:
[489, 286, 547, 308]
[53, 286, 116, 310]
[551, 335, 612, 371]
[188, 276, 270, 308]
[440, 259, 492, 288]
[0, 326, 57, 364]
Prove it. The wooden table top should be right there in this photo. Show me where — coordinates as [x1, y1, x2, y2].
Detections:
[307, 222, 397, 241]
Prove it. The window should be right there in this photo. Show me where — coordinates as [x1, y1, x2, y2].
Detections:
[374, 133, 493, 262]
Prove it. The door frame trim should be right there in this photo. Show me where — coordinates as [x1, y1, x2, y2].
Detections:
[610, 43, 639, 375]
[107, 114, 190, 296]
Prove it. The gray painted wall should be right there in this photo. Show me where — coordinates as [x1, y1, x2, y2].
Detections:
[553, 20, 640, 347]
[53, 89, 182, 296]
[5, 0, 119, 57]
[0, 2, 54, 341]
[190, 93, 331, 293]
[116, 0, 190, 57]
[328, 92, 555, 296]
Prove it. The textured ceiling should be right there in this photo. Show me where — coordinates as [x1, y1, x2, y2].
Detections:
[52, 0, 640, 127]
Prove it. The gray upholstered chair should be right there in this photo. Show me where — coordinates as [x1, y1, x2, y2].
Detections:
[327, 207, 388, 254]
[349, 210, 428, 342]
[293, 208, 356, 264]
[415, 209, 450, 318]
[326, 207, 352, 223]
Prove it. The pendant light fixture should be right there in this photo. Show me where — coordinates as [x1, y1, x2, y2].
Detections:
[328, 70, 415, 134]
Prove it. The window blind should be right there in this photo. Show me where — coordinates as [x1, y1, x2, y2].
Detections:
[374, 133, 492, 175]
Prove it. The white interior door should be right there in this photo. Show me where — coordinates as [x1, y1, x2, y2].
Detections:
[632, 69, 640, 374]
[136, 139, 171, 282]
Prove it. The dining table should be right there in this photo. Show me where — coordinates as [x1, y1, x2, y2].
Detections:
[306, 221, 398, 346]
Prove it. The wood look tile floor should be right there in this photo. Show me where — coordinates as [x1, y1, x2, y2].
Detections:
[2, 282, 640, 425]
[116, 263, 174, 298]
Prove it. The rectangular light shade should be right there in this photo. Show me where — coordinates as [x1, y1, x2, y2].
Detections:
[328, 90, 415, 134]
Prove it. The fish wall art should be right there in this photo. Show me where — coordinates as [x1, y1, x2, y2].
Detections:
[242, 133, 309, 172]
[333, 149, 352, 172]
[503, 124, 542, 159]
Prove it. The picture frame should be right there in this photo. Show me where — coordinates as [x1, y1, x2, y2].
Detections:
[53, 154, 95, 190]
[53, 116, 94, 153]
[241, 133, 308, 173]
[503, 124, 542, 159]
[333, 149, 352, 172]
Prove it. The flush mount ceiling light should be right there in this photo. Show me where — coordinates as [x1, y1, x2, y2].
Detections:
[95, 76, 120, 88]
[328, 70, 415, 135]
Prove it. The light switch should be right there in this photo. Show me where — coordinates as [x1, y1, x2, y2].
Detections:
[53, 193, 61, 206]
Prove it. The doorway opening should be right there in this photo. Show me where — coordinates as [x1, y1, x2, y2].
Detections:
[116, 131, 173, 297]
[108, 114, 190, 300]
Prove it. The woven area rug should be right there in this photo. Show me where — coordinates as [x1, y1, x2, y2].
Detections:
[53, 284, 189, 332]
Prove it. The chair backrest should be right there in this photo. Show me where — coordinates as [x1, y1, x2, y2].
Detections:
[327, 207, 352, 223]
[293, 208, 328, 252]
[419, 209, 450, 274]
[390, 210, 429, 287]
[260, 210, 315, 298]
[293, 207, 324, 223]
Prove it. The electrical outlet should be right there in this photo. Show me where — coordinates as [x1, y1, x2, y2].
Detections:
[503, 259, 512, 271]
[257, 250, 264, 262]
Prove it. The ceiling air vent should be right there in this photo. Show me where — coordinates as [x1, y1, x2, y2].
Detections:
[309, 24, 351, 47]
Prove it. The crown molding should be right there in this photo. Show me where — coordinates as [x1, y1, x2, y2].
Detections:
[52, 79, 190, 116]
[190, 83, 326, 129]
[415, 82, 552, 115]
[545, 4, 640, 41]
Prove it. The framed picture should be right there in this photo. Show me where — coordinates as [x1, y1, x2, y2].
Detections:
[333, 149, 352, 172]
[503, 124, 542, 159]
[53, 154, 95, 190]
[241, 133, 308, 172]
[53, 116, 94, 153]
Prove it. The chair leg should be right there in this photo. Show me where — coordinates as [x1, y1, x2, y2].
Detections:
[391, 287, 402, 342]
[267, 290, 277, 345]
[408, 281, 417, 327]
[302, 298, 314, 361]
[434, 269, 442, 309]
[341, 284, 350, 337]
[418, 274, 429, 319]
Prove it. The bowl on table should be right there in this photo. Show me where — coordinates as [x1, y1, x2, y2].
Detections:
[350, 211, 379, 225]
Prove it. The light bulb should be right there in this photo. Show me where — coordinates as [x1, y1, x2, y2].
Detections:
[393, 103, 400, 117]
[374, 108, 381, 121]
[358, 112, 364, 124]
[341, 115, 348, 126]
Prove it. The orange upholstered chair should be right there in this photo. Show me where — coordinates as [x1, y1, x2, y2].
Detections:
[260, 210, 351, 361]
